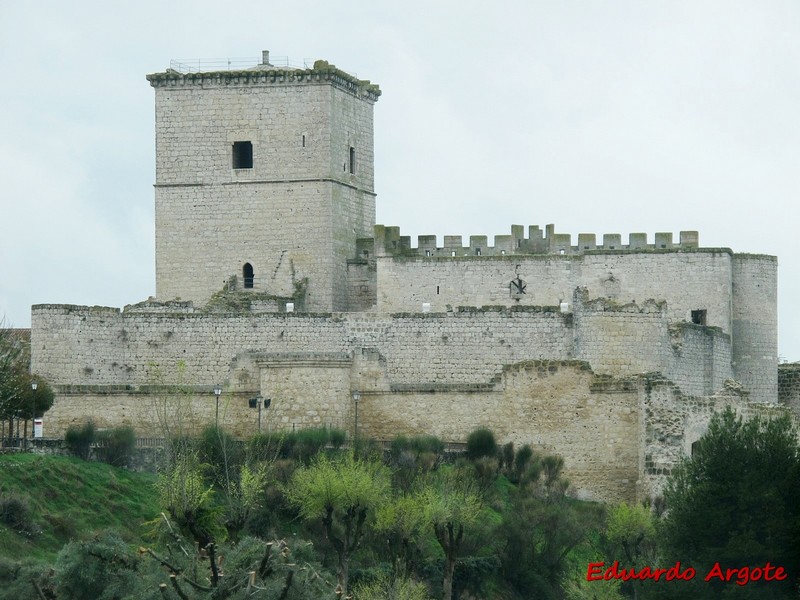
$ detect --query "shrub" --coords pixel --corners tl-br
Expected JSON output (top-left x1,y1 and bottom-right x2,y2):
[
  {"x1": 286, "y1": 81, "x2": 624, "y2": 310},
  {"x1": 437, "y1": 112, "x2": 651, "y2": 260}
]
[
  {"x1": 465, "y1": 428, "x2": 496, "y2": 461},
  {"x1": 409, "y1": 434, "x2": 445, "y2": 455},
  {"x1": 0, "y1": 493, "x2": 37, "y2": 536},
  {"x1": 64, "y1": 421, "x2": 95, "y2": 460},
  {"x1": 96, "y1": 426, "x2": 136, "y2": 467},
  {"x1": 500, "y1": 441, "x2": 515, "y2": 471},
  {"x1": 198, "y1": 425, "x2": 243, "y2": 487},
  {"x1": 513, "y1": 444, "x2": 534, "y2": 482}
]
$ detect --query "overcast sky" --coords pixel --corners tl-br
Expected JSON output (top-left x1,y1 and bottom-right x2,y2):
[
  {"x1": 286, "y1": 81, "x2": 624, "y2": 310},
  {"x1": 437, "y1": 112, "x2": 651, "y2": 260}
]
[{"x1": 1, "y1": 1, "x2": 798, "y2": 361}]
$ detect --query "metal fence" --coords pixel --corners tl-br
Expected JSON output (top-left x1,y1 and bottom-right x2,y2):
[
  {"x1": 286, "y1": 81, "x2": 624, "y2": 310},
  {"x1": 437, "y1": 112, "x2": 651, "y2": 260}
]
[{"x1": 169, "y1": 56, "x2": 312, "y2": 73}]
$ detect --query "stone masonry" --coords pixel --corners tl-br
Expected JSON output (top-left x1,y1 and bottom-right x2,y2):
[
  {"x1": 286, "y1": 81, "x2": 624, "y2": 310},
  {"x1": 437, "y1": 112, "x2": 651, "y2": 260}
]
[{"x1": 30, "y1": 52, "x2": 791, "y2": 503}]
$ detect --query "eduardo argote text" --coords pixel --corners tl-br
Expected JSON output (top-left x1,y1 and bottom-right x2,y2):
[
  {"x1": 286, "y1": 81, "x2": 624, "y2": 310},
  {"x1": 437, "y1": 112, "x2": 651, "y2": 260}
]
[{"x1": 586, "y1": 561, "x2": 788, "y2": 586}]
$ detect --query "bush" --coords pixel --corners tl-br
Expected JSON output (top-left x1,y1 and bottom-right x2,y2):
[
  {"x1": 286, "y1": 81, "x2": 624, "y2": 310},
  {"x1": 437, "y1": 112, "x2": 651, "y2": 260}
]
[
  {"x1": 0, "y1": 493, "x2": 37, "y2": 536},
  {"x1": 465, "y1": 428, "x2": 496, "y2": 461},
  {"x1": 260, "y1": 427, "x2": 348, "y2": 462},
  {"x1": 64, "y1": 421, "x2": 95, "y2": 460},
  {"x1": 500, "y1": 441, "x2": 515, "y2": 471},
  {"x1": 96, "y1": 426, "x2": 136, "y2": 467},
  {"x1": 198, "y1": 425, "x2": 243, "y2": 487}
]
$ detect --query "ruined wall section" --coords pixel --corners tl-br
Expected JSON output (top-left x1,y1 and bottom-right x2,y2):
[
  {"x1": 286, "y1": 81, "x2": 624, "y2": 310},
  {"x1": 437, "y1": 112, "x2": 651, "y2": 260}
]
[
  {"x1": 731, "y1": 254, "x2": 778, "y2": 402},
  {"x1": 376, "y1": 250, "x2": 734, "y2": 334},
  {"x1": 778, "y1": 363, "x2": 800, "y2": 418},
  {"x1": 639, "y1": 377, "x2": 790, "y2": 499},
  {"x1": 572, "y1": 292, "x2": 733, "y2": 396},
  {"x1": 666, "y1": 324, "x2": 733, "y2": 395}
]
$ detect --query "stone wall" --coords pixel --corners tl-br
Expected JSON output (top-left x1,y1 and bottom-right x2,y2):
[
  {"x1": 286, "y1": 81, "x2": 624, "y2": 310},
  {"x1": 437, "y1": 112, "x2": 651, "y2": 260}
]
[
  {"x1": 778, "y1": 363, "x2": 800, "y2": 418},
  {"x1": 31, "y1": 304, "x2": 574, "y2": 390},
  {"x1": 637, "y1": 377, "x2": 791, "y2": 498},
  {"x1": 375, "y1": 249, "x2": 735, "y2": 333},
  {"x1": 150, "y1": 67, "x2": 378, "y2": 312},
  {"x1": 731, "y1": 254, "x2": 778, "y2": 402}
]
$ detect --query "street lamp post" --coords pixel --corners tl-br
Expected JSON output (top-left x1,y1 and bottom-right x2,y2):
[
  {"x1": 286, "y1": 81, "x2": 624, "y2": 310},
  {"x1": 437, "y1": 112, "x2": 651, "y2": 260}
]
[
  {"x1": 213, "y1": 384, "x2": 222, "y2": 427},
  {"x1": 248, "y1": 396, "x2": 271, "y2": 434},
  {"x1": 28, "y1": 380, "x2": 37, "y2": 449},
  {"x1": 352, "y1": 391, "x2": 361, "y2": 443}
]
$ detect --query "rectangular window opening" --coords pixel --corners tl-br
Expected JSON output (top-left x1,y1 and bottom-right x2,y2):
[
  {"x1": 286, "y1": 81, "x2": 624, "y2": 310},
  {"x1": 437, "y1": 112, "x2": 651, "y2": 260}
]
[
  {"x1": 302, "y1": 135, "x2": 306, "y2": 147},
  {"x1": 349, "y1": 146, "x2": 356, "y2": 174},
  {"x1": 232, "y1": 141, "x2": 253, "y2": 169},
  {"x1": 475, "y1": 248, "x2": 481, "y2": 256},
  {"x1": 691, "y1": 309, "x2": 707, "y2": 326},
  {"x1": 436, "y1": 285, "x2": 440, "y2": 294}
]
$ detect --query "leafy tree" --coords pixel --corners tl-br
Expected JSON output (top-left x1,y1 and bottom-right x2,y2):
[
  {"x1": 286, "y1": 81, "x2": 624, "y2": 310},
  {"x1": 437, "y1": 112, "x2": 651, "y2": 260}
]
[
  {"x1": 0, "y1": 325, "x2": 53, "y2": 445},
  {"x1": 286, "y1": 453, "x2": 390, "y2": 596},
  {"x1": 500, "y1": 452, "x2": 602, "y2": 599},
  {"x1": 421, "y1": 465, "x2": 484, "y2": 600},
  {"x1": 154, "y1": 449, "x2": 227, "y2": 548},
  {"x1": 375, "y1": 492, "x2": 428, "y2": 574},
  {"x1": 658, "y1": 407, "x2": 800, "y2": 599},
  {"x1": 602, "y1": 502, "x2": 657, "y2": 600}
]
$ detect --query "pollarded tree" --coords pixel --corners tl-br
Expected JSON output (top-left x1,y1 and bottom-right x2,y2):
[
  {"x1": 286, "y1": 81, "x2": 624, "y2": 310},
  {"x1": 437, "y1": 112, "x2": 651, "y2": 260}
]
[
  {"x1": 286, "y1": 453, "x2": 390, "y2": 596},
  {"x1": 421, "y1": 465, "x2": 484, "y2": 600},
  {"x1": 375, "y1": 492, "x2": 428, "y2": 575},
  {"x1": 660, "y1": 407, "x2": 800, "y2": 599}
]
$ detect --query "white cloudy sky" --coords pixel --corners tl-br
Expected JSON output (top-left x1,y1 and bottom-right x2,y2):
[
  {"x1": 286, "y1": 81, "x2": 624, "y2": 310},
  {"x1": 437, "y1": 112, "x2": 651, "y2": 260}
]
[{"x1": 0, "y1": 1, "x2": 798, "y2": 360}]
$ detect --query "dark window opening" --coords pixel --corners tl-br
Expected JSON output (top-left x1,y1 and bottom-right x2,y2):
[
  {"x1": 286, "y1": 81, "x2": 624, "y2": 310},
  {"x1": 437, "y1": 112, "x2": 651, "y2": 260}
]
[
  {"x1": 349, "y1": 147, "x2": 356, "y2": 174},
  {"x1": 302, "y1": 135, "x2": 306, "y2": 147},
  {"x1": 436, "y1": 285, "x2": 440, "y2": 294},
  {"x1": 475, "y1": 248, "x2": 481, "y2": 256},
  {"x1": 233, "y1": 141, "x2": 253, "y2": 169},
  {"x1": 691, "y1": 309, "x2": 707, "y2": 325},
  {"x1": 243, "y1": 263, "x2": 254, "y2": 289},
  {"x1": 691, "y1": 440, "x2": 700, "y2": 457},
  {"x1": 425, "y1": 250, "x2": 431, "y2": 256}
]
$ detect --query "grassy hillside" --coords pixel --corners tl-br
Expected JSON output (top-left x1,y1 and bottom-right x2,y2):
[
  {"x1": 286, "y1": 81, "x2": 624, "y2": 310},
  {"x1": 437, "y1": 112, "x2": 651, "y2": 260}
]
[{"x1": 0, "y1": 453, "x2": 160, "y2": 561}]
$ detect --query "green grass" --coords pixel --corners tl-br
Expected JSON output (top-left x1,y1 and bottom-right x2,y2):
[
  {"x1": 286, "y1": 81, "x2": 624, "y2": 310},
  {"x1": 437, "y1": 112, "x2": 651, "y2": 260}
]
[{"x1": 0, "y1": 453, "x2": 159, "y2": 561}]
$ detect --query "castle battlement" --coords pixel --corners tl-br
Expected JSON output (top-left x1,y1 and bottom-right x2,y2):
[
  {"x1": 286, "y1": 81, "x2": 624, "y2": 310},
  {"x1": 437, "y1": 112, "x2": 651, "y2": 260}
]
[
  {"x1": 29, "y1": 50, "x2": 787, "y2": 504},
  {"x1": 147, "y1": 55, "x2": 381, "y2": 101},
  {"x1": 372, "y1": 224, "x2": 700, "y2": 257}
]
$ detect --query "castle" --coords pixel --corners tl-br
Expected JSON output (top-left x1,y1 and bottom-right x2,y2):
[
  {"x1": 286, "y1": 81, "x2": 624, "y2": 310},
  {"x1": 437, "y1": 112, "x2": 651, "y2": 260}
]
[{"x1": 30, "y1": 52, "x2": 792, "y2": 503}]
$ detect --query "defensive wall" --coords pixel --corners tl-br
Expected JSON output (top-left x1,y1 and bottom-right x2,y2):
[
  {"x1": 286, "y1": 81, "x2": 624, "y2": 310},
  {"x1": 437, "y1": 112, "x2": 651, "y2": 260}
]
[
  {"x1": 26, "y1": 53, "x2": 790, "y2": 504},
  {"x1": 778, "y1": 363, "x2": 800, "y2": 417},
  {"x1": 357, "y1": 225, "x2": 776, "y2": 402},
  {"x1": 32, "y1": 288, "x2": 736, "y2": 398}
]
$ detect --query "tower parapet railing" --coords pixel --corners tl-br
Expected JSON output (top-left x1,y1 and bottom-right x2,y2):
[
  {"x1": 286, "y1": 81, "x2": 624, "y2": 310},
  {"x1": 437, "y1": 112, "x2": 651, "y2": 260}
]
[{"x1": 372, "y1": 224, "x2": 700, "y2": 258}]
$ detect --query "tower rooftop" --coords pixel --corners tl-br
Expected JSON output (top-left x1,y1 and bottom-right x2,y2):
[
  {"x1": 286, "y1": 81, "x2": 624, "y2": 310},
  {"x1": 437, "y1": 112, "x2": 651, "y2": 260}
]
[{"x1": 147, "y1": 50, "x2": 380, "y2": 100}]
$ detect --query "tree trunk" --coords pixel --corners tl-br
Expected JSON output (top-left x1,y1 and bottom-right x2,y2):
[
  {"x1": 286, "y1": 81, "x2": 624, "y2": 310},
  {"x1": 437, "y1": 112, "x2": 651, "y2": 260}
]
[
  {"x1": 337, "y1": 553, "x2": 349, "y2": 597},
  {"x1": 442, "y1": 555, "x2": 456, "y2": 600}
]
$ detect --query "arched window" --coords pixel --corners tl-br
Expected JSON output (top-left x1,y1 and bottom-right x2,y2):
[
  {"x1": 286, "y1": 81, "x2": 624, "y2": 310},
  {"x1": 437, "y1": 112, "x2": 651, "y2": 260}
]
[{"x1": 243, "y1": 263, "x2": 254, "y2": 289}]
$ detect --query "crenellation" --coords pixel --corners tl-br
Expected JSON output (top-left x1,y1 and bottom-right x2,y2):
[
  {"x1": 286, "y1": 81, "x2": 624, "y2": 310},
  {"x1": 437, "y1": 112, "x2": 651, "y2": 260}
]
[
  {"x1": 368, "y1": 224, "x2": 703, "y2": 257},
  {"x1": 29, "y1": 51, "x2": 789, "y2": 504}
]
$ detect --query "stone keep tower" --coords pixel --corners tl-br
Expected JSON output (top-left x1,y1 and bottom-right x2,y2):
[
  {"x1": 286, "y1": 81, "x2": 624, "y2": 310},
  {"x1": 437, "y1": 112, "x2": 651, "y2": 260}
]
[{"x1": 146, "y1": 52, "x2": 380, "y2": 311}]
